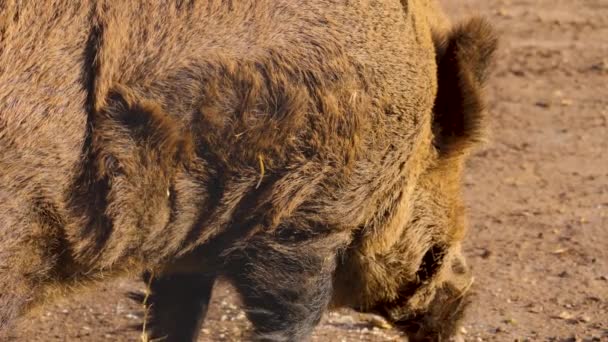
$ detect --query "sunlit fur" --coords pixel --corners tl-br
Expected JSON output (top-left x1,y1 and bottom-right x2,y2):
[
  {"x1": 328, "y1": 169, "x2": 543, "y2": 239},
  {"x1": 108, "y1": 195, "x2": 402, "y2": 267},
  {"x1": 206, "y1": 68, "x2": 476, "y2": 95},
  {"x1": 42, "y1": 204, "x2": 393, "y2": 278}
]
[{"x1": 0, "y1": 1, "x2": 495, "y2": 341}]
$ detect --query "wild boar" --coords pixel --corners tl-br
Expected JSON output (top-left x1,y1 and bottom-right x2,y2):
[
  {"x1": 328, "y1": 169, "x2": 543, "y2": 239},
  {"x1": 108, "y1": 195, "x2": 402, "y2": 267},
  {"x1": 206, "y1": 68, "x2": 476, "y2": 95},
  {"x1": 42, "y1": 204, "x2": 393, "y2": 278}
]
[{"x1": 0, "y1": 0, "x2": 496, "y2": 341}]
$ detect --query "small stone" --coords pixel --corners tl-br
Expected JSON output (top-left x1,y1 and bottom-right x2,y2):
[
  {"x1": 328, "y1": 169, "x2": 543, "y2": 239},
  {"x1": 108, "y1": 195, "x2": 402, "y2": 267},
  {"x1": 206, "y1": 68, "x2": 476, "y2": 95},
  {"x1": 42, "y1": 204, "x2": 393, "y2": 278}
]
[
  {"x1": 590, "y1": 60, "x2": 608, "y2": 72},
  {"x1": 578, "y1": 315, "x2": 591, "y2": 323},
  {"x1": 561, "y1": 99, "x2": 573, "y2": 106},
  {"x1": 496, "y1": 8, "x2": 510, "y2": 17},
  {"x1": 558, "y1": 311, "x2": 574, "y2": 320},
  {"x1": 369, "y1": 315, "x2": 392, "y2": 329}
]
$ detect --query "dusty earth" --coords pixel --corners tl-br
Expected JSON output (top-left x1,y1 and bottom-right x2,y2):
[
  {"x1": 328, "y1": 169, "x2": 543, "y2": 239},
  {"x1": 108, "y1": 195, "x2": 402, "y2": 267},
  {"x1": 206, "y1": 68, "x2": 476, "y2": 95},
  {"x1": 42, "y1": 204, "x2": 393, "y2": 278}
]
[{"x1": 7, "y1": 0, "x2": 608, "y2": 341}]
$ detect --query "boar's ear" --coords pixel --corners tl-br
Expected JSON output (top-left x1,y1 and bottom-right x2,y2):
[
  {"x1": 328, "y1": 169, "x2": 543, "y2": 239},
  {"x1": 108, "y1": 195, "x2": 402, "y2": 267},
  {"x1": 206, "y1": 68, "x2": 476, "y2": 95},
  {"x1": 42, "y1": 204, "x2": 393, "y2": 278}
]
[{"x1": 432, "y1": 17, "x2": 498, "y2": 157}]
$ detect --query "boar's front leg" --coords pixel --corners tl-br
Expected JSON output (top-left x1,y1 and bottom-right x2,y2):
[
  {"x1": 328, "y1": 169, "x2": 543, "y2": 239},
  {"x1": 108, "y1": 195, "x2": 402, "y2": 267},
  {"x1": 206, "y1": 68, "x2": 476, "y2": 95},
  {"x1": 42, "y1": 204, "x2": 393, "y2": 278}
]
[
  {"x1": 141, "y1": 271, "x2": 216, "y2": 342},
  {"x1": 226, "y1": 235, "x2": 335, "y2": 342}
]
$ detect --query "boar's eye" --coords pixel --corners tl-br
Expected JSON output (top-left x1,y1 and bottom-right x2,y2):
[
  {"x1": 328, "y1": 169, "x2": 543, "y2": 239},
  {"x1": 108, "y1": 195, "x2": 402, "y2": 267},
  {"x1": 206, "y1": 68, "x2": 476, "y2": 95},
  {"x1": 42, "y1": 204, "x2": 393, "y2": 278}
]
[{"x1": 416, "y1": 244, "x2": 447, "y2": 284}]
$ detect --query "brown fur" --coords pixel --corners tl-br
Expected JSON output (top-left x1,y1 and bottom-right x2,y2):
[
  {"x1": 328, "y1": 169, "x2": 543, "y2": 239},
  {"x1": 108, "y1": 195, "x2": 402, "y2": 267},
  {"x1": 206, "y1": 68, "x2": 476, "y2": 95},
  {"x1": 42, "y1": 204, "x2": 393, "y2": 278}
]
[{"x1": 0, "y1": 1, "x2": 496, "y2": 340}]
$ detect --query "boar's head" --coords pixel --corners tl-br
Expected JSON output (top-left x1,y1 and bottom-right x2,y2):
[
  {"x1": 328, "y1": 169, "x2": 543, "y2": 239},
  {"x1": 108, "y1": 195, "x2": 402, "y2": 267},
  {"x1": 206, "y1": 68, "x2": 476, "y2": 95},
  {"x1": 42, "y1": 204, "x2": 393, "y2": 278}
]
[{"x1": 333, "y1": 18, "x2": 497, "y2": 341}]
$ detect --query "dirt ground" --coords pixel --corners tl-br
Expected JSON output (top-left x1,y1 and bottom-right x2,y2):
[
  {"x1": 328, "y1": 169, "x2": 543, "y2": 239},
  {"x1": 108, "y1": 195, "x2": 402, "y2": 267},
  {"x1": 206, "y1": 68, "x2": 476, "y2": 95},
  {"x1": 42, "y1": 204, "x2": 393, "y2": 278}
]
[{"x1": 8, "y1": 0, "x2": 608, "y2": 341}]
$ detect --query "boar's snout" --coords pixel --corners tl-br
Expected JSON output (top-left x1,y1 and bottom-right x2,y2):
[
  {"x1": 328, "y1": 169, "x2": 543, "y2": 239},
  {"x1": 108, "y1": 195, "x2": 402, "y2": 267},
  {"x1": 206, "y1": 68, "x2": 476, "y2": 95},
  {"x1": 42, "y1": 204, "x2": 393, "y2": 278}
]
[{"x1": 376, "y1": 251, "x2": 473, "y2": 342}]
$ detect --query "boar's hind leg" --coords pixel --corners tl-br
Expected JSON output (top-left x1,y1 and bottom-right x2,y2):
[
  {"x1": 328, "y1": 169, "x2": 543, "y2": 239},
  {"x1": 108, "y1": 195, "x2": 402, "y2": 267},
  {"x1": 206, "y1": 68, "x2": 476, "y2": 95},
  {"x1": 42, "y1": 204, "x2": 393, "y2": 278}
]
[
  {"x1": 226, "y1": 238, "x2": 334, "y2": 341},
  {"x1": 140, "y1": 272, "x2": 216, "y2": 342}
]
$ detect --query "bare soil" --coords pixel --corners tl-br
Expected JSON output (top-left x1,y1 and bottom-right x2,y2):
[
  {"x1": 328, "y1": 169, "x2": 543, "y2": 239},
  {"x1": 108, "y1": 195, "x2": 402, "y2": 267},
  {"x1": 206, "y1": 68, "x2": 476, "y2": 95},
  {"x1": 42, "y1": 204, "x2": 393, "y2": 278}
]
[{"x1": 8, "y1": 0, "x2": 608, "y2": 340}]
